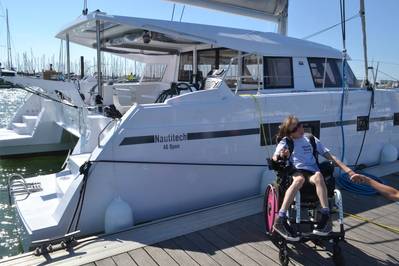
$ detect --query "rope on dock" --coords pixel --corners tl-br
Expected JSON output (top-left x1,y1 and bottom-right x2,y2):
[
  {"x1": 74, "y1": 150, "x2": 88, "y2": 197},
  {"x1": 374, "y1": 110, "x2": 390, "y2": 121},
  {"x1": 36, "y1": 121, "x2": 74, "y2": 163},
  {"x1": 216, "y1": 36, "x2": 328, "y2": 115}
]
[{"x1": 345, "y1": 212, "x2": 399, "y2": 234}]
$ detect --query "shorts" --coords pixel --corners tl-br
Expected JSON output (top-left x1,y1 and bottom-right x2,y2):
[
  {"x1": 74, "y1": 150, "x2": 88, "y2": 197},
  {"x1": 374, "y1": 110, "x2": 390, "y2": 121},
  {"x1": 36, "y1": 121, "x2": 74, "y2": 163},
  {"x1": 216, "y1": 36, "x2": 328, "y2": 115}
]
[{"x1": 292, "y1": 169, "x2": 317, "y2": 182}]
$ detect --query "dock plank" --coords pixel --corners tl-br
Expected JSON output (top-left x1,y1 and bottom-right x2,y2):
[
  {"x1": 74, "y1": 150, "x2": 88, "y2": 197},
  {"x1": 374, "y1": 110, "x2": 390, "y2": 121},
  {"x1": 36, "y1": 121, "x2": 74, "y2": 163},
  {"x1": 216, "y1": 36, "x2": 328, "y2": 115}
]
[
  {"x1": 210, "y1": 222, "x2": 277, "y2": 265},
  {"x1": 144, "y1": 245, "x2": 178, "y2": 266},
  {"x1": 229, "y1": 217, "x2": 324, "y2": 266},
  {"x1": 242, "y1": 214, "x2": 332, "y2": 266},
  {"x1": 156, "y1": 239, "x2": 199, "y2": 265},
  {"x1": 173, "y1": 235, "x2": 219, "y2": 266},
  {"x1": 128, "y1": 248, "x2": 157, "y2": 266},
  {"x1": 199, "y1": 228, "x2": 259, "y2": 266},
  {"x1": 112, "y1": 253, "x2": 137, "y2": 266},
  {"x1": 95, "y1": 257, "x2": 117, "y2": 266},
  {"x1": 184, "y1": 232, "x2": 240, "y2": 266}
]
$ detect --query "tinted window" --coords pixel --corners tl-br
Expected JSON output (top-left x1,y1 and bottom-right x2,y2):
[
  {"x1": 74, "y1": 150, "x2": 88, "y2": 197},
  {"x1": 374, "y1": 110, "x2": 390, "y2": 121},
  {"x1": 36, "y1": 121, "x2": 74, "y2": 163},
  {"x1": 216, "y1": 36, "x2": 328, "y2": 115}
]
[
  {"x1": 197, "y1": 48, "x2": 238, "y2": 88},
  {"x1": 336, "y1": 60, "x2": 360, "y2": 87},
  {"x1": 197, "y1": 49, "x2": 217, "y2": 78},
  {"x1": 264, "y1": 57, "x2": 293, "y2": 88},
  {"x1": 242, "y1": 55, "x2": 263, "y2": 85},
  {"x1": 218, "y1": 49, "x2": 238, "y2": 88},
  {"x1": 178, "y1": 52, "x2": 193, "y2": 82},
  {"x1": 308, "y1": 58, "x2": 343, "y2": 88}
]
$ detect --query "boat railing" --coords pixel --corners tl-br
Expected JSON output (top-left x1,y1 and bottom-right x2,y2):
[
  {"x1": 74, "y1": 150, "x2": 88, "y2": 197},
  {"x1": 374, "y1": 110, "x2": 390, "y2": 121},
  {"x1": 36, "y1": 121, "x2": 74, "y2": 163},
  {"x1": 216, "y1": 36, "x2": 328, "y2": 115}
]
[{"x1": 97, "y1": 118, "x2": 119, "y2": 148}]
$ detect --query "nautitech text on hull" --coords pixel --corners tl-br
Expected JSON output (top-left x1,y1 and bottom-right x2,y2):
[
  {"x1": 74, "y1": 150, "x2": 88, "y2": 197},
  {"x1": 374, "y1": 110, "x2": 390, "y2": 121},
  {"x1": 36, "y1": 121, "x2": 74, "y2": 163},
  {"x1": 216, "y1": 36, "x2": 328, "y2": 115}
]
[{"x1": 5, "y1": 10, "x2": 399, "y2": 249}]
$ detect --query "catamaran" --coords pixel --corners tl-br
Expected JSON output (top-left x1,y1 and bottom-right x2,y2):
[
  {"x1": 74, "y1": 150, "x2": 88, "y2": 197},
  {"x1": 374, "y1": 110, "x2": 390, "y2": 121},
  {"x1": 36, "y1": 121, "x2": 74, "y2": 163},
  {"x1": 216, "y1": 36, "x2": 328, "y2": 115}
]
[{"x1": 4, "y1": 1, "x2": 399, "y2": 250}]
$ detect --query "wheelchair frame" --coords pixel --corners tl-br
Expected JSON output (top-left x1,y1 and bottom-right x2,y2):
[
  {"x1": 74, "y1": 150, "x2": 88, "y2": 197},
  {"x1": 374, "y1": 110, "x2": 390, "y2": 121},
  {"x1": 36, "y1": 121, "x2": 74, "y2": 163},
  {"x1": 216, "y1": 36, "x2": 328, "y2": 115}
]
[{"x1": 264, "y1": 159, "x2": 345, "y2": 265}]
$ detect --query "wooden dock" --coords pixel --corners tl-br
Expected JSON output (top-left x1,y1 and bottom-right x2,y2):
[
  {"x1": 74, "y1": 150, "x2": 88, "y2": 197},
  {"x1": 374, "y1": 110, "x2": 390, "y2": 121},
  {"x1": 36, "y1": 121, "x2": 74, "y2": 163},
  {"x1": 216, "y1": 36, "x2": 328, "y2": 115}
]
[{"x1": 2, "y1": 174, "x2": 399, "y2": 266}]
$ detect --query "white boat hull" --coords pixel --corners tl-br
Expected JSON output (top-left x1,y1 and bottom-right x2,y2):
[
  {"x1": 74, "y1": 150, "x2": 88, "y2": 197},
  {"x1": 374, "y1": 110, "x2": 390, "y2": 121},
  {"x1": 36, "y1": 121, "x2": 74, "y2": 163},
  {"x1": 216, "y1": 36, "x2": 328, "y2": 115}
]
[{"x1": 12, "y1": 83, "x2": 399, "y2": 246}]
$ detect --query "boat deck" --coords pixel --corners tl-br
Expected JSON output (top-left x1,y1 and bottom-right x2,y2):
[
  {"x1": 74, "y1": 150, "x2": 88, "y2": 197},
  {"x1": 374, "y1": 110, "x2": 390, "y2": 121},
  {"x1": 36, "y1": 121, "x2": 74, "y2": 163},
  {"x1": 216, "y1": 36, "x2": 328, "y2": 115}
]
[{"x1": 2, "y1": 174, "x2": 399, "y2": 266}]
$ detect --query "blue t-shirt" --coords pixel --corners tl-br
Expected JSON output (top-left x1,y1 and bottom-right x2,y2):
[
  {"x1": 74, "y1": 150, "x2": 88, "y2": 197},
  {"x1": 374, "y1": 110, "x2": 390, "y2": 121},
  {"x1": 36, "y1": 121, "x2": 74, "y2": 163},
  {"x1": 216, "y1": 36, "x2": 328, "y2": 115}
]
[{"x1": 274, "y1": 136, "x2": 330, "y2": 172}]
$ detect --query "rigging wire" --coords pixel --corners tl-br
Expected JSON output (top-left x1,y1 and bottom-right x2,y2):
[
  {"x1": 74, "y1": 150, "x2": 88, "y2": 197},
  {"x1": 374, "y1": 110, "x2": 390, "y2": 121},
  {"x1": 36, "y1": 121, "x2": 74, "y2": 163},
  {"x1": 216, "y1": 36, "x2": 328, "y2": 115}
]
[
  {"x1": 171, "y1": 4, "x2": 176, "y2": 21},
  {"x1": 302, "y1": 13, "x2": 359, "y2": 40},
  {"x1": 377, "y1": 69, "x2": 399, "y2": 82},
  {"x1": 179, "y1": 5, "x2": 186, "y2": 22},
  {"x1": 338, "y1": 0, "x2": 347, "y2": 163}
]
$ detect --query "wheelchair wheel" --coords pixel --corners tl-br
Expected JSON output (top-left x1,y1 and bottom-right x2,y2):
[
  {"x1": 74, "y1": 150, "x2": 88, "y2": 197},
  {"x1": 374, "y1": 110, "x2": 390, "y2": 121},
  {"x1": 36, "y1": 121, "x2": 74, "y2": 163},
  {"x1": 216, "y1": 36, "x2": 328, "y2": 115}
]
[
  {"x1": 264, "y1": 184, "x2": 279, "y2": 234},
  {"x1": 278, "y1": 243, "x2": 290, "y2": 266},
  {"x1": 333, "y1": 242, "x2": 345, "y2": 266}
]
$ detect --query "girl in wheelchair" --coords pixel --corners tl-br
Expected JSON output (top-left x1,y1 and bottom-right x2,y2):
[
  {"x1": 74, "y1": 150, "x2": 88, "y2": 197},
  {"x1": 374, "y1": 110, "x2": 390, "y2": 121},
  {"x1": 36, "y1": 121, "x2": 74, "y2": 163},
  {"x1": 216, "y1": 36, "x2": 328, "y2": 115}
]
[{"x1": 271, "y1": 115, "x2": 361, "y2": 241}]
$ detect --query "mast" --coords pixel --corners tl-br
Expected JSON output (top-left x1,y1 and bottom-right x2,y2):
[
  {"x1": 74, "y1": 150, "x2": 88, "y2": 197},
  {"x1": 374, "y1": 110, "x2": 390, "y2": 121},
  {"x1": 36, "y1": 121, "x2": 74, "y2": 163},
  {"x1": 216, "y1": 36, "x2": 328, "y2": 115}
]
[
  {"x1": 83, "y1": 0, "x2": 88, "y2": 15},
  {"x1": 6, "y1": 9, "x2": 12, "y2": 69},
  {"x1": 360, "y1": 0, "x2": 369, "y2": 84}
]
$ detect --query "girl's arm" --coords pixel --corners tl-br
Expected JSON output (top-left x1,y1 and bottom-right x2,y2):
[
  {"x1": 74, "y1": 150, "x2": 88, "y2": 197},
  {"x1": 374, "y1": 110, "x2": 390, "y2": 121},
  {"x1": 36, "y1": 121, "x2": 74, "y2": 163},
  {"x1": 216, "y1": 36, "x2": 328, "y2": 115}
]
[{"x1": 323, "y1": 152, "x2": 356, "y2": 177}]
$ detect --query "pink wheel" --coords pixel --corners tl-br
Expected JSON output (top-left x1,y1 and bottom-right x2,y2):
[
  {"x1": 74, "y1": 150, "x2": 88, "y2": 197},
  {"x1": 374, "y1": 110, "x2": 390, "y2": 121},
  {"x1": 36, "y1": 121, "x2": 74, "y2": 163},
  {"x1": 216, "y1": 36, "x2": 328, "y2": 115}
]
[{"x1": 264, "y1": 184, "x2": 279, "y2": 234}]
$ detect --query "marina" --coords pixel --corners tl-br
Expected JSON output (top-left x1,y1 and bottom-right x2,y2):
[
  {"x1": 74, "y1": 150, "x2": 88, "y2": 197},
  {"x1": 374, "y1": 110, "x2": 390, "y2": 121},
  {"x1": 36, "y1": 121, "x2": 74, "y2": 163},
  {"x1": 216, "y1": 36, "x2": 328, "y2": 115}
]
[{"x1": 0, "y1": 0, "x2": 399, "y2": 265}]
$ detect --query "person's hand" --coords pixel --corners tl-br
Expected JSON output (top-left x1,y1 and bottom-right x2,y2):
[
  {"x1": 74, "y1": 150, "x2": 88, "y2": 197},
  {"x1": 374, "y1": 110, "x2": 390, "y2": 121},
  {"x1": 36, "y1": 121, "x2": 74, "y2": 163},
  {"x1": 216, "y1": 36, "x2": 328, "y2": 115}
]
[
  {"x1": 350, "y1": 174, "x2": 370, "y2": 184},
  {"x1": 279, "y1": 148, "x2": 290, "y2": 159}
]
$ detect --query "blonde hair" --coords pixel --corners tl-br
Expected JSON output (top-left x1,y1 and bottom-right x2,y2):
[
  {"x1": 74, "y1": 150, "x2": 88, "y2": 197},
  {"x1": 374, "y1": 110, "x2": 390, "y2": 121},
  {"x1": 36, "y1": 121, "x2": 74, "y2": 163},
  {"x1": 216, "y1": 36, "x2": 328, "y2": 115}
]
[{"x1": 276, "y1": 115, "x2": 299, "y2": 142}]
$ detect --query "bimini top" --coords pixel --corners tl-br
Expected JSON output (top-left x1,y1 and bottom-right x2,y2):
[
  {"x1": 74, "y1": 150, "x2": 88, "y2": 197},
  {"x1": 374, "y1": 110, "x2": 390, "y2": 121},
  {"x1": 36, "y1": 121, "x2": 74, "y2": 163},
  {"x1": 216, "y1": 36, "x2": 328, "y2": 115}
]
[
  {"x1": 56, "y1": 11, "x2": 342, "y2": 59},
  {"x1": 165, "y1": 0, "x2": 288, "y2": 22}
]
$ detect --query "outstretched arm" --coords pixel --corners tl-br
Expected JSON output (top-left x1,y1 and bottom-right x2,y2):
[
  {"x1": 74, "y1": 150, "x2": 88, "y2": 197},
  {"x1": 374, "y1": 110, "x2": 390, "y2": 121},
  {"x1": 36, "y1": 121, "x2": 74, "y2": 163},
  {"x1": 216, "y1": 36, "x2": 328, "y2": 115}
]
[
  {"x1": 351, "y1": 175, "x2": 399, "y2": 201},
  {"x1": 323, "y1": 152, "x2": 356, "y2": 177}
]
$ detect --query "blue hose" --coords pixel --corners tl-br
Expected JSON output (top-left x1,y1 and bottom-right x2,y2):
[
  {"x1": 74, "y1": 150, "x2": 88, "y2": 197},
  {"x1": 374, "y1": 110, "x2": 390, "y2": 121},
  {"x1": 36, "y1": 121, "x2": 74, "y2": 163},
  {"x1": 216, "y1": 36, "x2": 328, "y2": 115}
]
[{"x1": 336, "y1": 172, "x2": 386, "y2": 196}]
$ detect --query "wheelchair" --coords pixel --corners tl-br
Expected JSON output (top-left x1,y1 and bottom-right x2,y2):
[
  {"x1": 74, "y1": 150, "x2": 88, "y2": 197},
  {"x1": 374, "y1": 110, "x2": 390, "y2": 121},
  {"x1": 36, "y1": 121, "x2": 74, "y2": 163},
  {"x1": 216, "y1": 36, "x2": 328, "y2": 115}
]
[{"x1": 264, "y1": 158, "x2": 345, "y2": 266}]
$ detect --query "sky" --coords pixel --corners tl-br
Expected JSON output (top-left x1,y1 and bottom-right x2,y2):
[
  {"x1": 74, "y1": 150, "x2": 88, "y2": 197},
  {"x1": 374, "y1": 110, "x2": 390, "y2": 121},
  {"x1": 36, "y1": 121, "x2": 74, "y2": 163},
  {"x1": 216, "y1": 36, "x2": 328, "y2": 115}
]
[{"x1": 0, "y1": 0, "x2": 398, "y2": 79}]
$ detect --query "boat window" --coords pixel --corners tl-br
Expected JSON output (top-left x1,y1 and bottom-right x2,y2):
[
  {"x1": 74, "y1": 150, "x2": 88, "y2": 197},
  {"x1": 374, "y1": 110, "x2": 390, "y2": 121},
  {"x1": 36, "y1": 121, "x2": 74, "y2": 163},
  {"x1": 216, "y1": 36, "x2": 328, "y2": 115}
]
[
  {"x1": 197, "y1": 49, "x2": 217, "y2": 78},
  {"x1": 196, "y1": 48, "x2": 238, "y2": 88},
  {"x1": 218, "y1": 49, "x2": 239, "y2": 88},
  {"x1": 141, "y1": 63, "x2": 167, "y2": 82},
  {"x1": 242, "y1": 55, "x2": 263, "y2": 85},
  {"x1": 308, "y1": 58, "x2": 341, "y2": 88},
  {"x1": 263, "y1": 57, "x2": 293, "y2": 88},
  {"x1": 336, "y1": 60, "x2": 360, "y2": 87},
  {"x1": 178, "y1": 52, "x2": 193, "y2": 82}
]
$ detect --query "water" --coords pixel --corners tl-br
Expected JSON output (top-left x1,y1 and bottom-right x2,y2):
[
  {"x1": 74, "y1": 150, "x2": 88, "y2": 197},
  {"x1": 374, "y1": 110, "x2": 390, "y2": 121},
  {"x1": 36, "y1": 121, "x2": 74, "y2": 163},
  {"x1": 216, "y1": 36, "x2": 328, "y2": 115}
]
[
  {"x1": 0, "y1": 89, "x2": 66, "y2": 258},
  {"x1": 0, "y1": 88, "x2": 29, "y2": 128}
]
